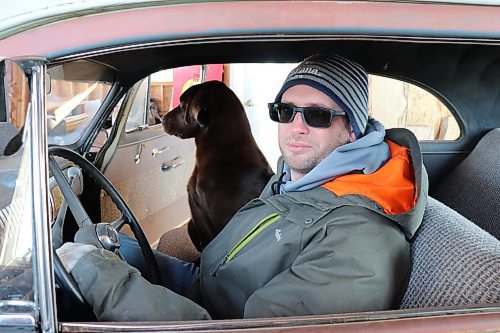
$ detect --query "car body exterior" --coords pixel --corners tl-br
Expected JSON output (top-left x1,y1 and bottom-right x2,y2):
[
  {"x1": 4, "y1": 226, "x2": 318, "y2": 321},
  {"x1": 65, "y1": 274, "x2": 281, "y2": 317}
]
[{"x1": 0, "y1": 1, "x2": 499, "y2": 332}]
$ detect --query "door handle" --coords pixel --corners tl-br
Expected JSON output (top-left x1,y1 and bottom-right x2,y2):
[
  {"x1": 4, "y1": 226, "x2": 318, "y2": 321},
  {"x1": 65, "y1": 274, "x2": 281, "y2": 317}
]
[
  {"x1": 161, "y1": 157, "x2": 185, "y2": 172},
  {"x1": 152, "y1": 146, "x2": 169, "y2": 158},
  {"x1": 134, "y1": 143, "x2": 146, "y2": 164}
]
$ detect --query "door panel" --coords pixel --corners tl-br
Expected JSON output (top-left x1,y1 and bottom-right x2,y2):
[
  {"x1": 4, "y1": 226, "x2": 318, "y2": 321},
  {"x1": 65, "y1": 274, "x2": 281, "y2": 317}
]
[{"x1": 101, "y1": 78, "x2": 195, "y2": 244}]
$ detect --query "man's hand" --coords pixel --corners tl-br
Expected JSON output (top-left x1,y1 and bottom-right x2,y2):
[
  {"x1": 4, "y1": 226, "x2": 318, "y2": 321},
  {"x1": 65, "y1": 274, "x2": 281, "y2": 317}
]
[{"x1": 56, "y1": 242, "x2": 97, "y2": 272}]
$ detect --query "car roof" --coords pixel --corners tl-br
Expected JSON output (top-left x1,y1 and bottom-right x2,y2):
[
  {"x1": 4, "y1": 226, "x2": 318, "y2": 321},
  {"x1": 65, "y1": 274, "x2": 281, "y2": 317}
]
[
  {"x1": 2, "y1": 0, "x2": 500, "y2": 60},
  {"x1": 0, "y1": 0, "x2": 230, "y2": 39},
  {"x1": 1, "y1": 0, "x2": 500, "y2": 39}
]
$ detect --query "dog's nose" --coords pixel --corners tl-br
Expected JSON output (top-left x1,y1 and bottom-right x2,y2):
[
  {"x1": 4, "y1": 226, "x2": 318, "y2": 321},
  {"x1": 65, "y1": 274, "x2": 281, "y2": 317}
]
[{"x1": 160, "y1": 115, "x2": 166, "y2": 123}]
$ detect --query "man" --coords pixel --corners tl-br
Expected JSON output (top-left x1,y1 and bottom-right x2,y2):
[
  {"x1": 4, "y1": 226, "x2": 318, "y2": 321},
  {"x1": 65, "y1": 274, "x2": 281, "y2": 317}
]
[
  {"x1": 148, "y1": 97, "x2": 162, "y2": 125},
  {"x1": 57, "y1": 54, "x2": 428, "y2": 321}
]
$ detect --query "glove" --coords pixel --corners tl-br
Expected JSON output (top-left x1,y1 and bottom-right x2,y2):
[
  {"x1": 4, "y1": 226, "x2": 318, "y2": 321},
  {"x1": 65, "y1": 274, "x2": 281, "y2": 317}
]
[{"x1": 56, "y1": 242, "x2": 97, "y2": 272}]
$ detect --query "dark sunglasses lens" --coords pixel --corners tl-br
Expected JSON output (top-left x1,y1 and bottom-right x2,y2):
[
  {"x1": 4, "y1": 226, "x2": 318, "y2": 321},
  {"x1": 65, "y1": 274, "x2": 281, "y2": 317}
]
[
  {"x1": 270, "y1": 104, "x2": 295, "y2": 123},
  {"x1": 269, "y1": 104, "x2": 280, "y2": 122},
  {"x1": 278, "y1": 104, "x2": 295, "y2": 123},
  {"x1": 304, "y1": 108, "x2": 332, "y2": 128}
]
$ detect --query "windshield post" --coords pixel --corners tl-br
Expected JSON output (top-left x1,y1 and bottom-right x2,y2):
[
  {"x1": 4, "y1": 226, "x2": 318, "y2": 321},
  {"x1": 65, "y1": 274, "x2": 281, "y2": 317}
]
[{"x1": 30, "y1": 59, "x2": 57, "y2": 333}]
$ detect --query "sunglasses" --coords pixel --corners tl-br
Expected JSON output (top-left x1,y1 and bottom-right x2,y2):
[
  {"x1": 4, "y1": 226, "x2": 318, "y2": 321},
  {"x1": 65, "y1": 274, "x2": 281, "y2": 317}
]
[{"x1": 268, "y1": 102, "x2": 347, "y2": 128}]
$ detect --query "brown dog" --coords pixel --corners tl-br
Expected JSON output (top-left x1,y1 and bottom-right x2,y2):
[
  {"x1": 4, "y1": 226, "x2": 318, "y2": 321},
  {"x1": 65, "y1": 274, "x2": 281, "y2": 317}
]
[{"x1": 162, "y1": 81, "x2": 274, "y2": 251}]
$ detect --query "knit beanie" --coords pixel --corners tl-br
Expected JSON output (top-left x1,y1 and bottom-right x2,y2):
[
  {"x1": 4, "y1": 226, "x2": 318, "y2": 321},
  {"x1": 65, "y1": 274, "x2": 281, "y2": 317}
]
[{"x1": 274, "y1": 54, "x2": 369, "y2": 138}]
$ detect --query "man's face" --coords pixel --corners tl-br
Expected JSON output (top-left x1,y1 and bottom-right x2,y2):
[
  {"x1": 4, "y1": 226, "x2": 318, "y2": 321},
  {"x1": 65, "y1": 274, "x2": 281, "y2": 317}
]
[{"x1": 278, "y1": 85, "x2": 355, "y2": 181}]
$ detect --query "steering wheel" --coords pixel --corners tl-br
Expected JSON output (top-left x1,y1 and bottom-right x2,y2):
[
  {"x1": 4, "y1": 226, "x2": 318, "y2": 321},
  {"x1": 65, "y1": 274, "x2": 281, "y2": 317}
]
[{"x1": 48, "y1": 146, "x2": 162, "y2": 308}]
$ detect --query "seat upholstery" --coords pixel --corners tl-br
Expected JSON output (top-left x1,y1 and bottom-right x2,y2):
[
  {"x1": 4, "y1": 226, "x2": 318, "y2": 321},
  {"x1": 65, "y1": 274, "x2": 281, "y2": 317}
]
[
  {"x1": 156, "y1": 224, "x2": 200, "y2": 263},
  {"x1": 433, "y1": 128, "x2": 500, "y2": 239},
  {"x1": 400, "y1": 197, "x2": 500, "y2": 309}
]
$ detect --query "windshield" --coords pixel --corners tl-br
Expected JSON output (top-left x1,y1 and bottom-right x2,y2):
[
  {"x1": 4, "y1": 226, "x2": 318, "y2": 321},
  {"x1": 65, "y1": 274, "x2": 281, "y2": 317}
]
[
  {"x1": 46, "y1": 60, "x2": 113, "y2": 145},
  {"x1": 0, "y1": 59, "x2": 35, "y2": 314}
]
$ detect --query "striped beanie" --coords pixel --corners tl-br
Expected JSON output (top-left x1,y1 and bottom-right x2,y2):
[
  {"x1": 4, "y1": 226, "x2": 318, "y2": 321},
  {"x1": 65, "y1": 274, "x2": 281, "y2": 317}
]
[{"x1": 275, "y1": 54, "x2": 369, "y2": 138}]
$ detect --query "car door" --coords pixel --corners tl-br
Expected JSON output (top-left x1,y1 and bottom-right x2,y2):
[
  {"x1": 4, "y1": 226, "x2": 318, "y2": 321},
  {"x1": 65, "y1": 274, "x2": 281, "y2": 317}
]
[{"x1": 100, "y1": 76, "x2": 195, "y2": 244}]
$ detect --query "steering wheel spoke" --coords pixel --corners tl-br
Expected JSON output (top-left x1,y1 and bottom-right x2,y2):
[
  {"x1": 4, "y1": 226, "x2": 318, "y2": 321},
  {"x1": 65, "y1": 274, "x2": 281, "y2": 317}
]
[
  {"x1": 110, "y1": 213, "x2": 129, "y2": 231},
  {"x1": 52, "y1": 199, "x2": 68, "y2": 249},
  {"x1": 48, "y1": 155, "x2": 92, "y2": 229}
]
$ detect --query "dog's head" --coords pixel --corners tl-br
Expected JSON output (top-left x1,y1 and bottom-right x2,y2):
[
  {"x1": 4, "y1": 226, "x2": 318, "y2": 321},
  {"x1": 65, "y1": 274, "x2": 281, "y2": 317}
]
[{"x1": 162, "y1": 81, "x2": 244, "y2": 139}]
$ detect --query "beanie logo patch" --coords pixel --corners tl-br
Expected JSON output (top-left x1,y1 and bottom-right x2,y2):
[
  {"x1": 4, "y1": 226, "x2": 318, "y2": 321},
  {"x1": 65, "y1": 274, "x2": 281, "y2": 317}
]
[{"x1": 293, "y1": 63, "x2": 318, "y2": 76}]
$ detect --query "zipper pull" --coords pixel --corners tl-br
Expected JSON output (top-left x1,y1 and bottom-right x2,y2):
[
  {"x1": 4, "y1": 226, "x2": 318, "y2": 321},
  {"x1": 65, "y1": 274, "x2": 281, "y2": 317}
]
[{"x1": 211, "y1": 254, "x2": 229, "y2": 276}]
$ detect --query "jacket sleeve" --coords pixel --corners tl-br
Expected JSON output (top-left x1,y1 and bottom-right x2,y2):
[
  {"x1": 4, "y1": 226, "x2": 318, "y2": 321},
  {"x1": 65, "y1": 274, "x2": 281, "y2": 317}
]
[
  {"x1": 243, "y1": 207, "x2": 410, "y2": 318},
  {"x1": 71, "y1": 249, "x2": 211, "y2": 321}
]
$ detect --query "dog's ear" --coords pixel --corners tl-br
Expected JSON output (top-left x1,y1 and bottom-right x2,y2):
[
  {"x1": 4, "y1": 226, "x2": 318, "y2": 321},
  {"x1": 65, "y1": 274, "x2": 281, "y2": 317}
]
[
  {"x1": 184, "y1": 103, "x2": 210, "y2": 127},
  {"x1": 196, "y1": 107, "x2": 210, "y2": 127},
  {"x1": 183, "y1": 84, "x2": 211, "y2": 127}
]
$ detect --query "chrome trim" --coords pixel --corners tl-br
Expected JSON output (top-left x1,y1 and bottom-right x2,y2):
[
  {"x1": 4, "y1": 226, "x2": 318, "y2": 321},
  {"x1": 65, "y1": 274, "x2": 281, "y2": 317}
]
[
  {"x1": 0, "y1": 314, "x2": 36, "y2": 327},
  {"x1": 96, "y1": 223, "x2": 121, "y2": 251},
  {"x1": 0, "y1": 300, "x2": 35, "y2": 313},
  {"x1": 118, "y1": 131, "x2": 168, "y2": 148},
  {"x1": 59, "y1": 307, "x2": 500, "y2": 332},
  {"x1": 30, "y1": 59, "x2": 58, "y2": 333}
]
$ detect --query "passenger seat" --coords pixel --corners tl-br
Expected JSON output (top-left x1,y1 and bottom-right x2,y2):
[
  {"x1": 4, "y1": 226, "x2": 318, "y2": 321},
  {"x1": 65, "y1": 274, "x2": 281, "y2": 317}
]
[
  {"x1": 433, "y1": 129, "x2": 500, "y2": 239},
  {"x1": 400, "y1": 197, "x2": 499, "y2": 309}
]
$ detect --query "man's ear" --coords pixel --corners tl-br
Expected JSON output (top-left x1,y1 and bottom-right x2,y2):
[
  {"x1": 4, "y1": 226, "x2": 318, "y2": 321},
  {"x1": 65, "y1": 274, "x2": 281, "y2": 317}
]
[{"x1": 349, "y1": 126, "x2": 356, "y2": 143}]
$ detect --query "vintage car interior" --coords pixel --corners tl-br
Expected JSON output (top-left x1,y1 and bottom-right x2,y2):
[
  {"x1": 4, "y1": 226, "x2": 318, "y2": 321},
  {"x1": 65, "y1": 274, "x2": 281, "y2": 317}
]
[
  {"x1": 47, "y1": 39, "x2": 500, "y2": 325},
  {"x1": 0, "y1": 1, "x2": 499, "y2": 332}
]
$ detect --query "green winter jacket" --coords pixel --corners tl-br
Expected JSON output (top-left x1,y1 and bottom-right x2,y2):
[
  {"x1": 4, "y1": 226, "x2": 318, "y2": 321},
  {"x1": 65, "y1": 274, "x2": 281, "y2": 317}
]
[{"x1": 71, "y1": 128, "x2": 428, "y2": 321}]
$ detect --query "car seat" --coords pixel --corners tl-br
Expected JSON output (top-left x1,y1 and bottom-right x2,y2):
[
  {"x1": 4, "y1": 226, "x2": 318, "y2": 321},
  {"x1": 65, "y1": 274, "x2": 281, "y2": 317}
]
[
  {"x1": 156, "y1": 224, "x2": 200, "y2": 263},
  {"x1": 400, "y1": 197, "x2": 500, "y2": 309},
  {"x1": 433, "y1": 128, "x2": 500, "y2": 239}
]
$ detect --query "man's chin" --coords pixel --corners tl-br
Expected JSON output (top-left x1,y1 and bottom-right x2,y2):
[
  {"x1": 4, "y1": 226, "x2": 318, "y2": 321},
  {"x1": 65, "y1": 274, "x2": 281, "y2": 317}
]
[{"x1": 283, "y1": 156, "x2": 315, "y2": 175}]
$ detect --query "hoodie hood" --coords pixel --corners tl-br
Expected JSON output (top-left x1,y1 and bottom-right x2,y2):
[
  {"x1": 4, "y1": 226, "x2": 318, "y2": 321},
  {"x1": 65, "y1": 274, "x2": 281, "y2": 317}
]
[
  {"x1": 280, "y1": 118, "x2": 390, "y2": 194},
  {"x1": 322, "y1": 139, "x2": 417, "y2": 215}
]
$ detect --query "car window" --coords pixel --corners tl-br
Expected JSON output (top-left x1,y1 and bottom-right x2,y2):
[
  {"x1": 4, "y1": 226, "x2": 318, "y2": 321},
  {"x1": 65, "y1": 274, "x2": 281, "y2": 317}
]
[
  {"x1": 139, "y1": 63, "x2": 460, "y2": 171},
  {"x1": 125, "y1": 77, "x2": 150, "y2": 132},
  {"x1": 150, "y1": 70, "x2": 174, "y2": 120},
  {"x1": 0, "y1": 60, "x2": 35, "y2": 313},
  {"x1": 368, "y1": 76, "x2": 460, "y2": 140},
  {"x1": 227, "y1": 63, "x2": 461, "y2": 167},
  {"x1": 46, "y1": 60, "x2": 113, "y2": 145},
  {"x1": 125, "y1": 65, "x2": 221, "y2": 132}
]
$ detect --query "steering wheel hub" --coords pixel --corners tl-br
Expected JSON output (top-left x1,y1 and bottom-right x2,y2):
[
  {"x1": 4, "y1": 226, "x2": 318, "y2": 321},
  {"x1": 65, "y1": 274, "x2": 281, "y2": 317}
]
[{"x1": 96, "y1": 223, "x2": 121, "y2": 251}]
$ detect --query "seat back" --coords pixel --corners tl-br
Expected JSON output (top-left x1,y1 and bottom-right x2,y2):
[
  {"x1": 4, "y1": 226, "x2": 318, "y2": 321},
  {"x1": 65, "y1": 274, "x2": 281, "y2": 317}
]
[
  {"x1": 400, "y1": 197, "x2": 500, "y2": 309},
  {"x1": 433, "y1": 128, "x2": 500, "y2": 238}
]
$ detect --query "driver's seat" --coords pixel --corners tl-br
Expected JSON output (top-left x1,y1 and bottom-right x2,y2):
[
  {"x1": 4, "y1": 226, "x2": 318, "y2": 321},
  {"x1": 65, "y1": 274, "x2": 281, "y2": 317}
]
[{"x1": 400, "y1": 197, "x2": 500, "y2": 309}]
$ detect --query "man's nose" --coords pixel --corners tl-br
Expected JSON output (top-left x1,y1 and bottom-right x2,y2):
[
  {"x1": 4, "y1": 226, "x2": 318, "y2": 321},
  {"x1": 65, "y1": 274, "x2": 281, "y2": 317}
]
[{"x1": 290, "y1": 112, "x2": 309, "y2": 134}]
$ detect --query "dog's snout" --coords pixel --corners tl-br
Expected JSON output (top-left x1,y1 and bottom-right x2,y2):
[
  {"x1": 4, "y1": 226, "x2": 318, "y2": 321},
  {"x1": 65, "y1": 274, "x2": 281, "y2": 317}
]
[{"x1": 161, "y1": 105, "x2": 199, "y2": 139}]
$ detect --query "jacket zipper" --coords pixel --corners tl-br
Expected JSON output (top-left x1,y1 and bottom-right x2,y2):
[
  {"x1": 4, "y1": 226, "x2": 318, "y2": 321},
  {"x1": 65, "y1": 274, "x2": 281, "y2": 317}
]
[{"x1": 211, "y1": 212, "x2": 280, "y2": 276}]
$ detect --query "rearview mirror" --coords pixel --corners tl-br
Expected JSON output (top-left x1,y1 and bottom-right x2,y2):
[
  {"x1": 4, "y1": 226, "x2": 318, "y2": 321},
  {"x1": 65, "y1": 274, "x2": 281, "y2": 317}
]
[{"x1": 0, "y1": 58, "x2": 30, "y2": 156}]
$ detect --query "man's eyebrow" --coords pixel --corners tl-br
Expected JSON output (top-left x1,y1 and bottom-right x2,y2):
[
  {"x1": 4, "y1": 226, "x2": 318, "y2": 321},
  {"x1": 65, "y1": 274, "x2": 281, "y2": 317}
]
[
  {"x1": 306, "y1": 103, "x2": 331, "y2": 108},
  {"x1": 283, "y1": 102, "x2": 332, "y2": 109}
]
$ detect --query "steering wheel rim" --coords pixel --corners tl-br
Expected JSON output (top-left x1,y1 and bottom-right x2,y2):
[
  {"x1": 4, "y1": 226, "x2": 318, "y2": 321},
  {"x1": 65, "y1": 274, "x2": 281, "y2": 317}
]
[{"x1": 49, "y1": 146, "x2": 162, "y2": 302}]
